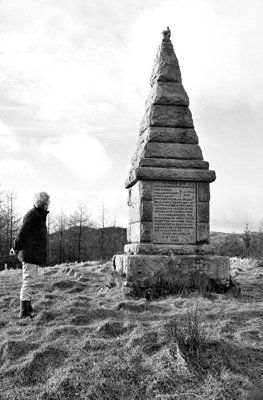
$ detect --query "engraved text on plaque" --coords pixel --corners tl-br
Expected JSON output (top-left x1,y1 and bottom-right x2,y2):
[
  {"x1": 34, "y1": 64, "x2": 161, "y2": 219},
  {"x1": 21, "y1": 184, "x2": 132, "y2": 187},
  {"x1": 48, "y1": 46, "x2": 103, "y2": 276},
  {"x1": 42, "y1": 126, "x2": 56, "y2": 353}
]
[{"x1": 153, "y1": 182, "x2": 196, "y2": 244}]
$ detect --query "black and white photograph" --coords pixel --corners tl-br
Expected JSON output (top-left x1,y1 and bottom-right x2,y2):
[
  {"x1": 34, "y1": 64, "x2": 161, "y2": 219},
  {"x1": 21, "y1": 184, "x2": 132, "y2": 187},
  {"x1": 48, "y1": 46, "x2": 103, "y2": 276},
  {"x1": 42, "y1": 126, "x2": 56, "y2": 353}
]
[{"x1": 0, "y1": 1, "x2": 263, "y2": 399}]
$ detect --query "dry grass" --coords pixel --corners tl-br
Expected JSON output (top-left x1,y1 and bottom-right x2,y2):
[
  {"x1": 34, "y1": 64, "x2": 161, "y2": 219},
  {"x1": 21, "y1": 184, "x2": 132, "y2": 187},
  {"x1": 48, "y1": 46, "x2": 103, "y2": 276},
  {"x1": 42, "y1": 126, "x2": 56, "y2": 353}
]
[{"x1": 0, "y1": 258, "x2": 263, "y2": 399}]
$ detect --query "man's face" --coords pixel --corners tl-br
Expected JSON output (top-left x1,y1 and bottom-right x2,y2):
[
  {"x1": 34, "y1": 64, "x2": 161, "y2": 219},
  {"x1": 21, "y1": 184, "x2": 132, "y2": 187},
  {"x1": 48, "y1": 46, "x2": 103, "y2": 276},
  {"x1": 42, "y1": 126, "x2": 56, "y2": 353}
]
[{"x1": 42, "y1": 198, "x2": 50, "y2": 211}]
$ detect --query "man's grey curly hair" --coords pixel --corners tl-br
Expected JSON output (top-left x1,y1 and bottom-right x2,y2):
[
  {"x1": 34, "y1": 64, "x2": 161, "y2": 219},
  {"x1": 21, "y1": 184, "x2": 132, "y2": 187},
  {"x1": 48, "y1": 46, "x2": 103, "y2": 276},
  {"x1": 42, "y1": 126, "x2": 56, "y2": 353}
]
[{"x1": 34, "y1": 192, "x2": 50, "y2": 208}]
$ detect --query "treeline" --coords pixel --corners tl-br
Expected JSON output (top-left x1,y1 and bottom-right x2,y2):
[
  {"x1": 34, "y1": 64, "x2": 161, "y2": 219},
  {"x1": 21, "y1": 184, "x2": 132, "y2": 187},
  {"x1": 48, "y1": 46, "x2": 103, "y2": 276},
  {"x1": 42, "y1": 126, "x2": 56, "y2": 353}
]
[
  {"x1": 0, "y1": 190, "x2": 21, "y2": 268},
  {"x1": 0, "y1": 191, "x2": 126, "y2": 269},
  {"x1": 211, "y1": 224, "x2": 263, "y2": 259},
  {"x1": 2, "y1": 188, "x2": 262, "y2": 268},
  {"x1": 47, "y1": 204, "x2": 126, "y2": 265}
]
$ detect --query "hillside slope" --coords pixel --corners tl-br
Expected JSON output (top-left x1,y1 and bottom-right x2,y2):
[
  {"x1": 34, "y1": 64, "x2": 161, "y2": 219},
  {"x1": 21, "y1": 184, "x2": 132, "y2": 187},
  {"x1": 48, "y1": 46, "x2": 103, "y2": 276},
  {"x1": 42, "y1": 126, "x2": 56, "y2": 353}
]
[
  {"x1": 48, "y1": 226, "x2": 127, "y2": 265},
  {"x1": 0, "y1": 259, "x2": 263, "y2": 399}
]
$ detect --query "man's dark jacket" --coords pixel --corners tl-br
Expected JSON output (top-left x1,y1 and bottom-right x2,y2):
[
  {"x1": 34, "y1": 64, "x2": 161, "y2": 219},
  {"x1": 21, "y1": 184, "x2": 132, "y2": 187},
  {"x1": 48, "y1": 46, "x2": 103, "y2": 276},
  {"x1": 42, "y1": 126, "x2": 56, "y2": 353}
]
[{"x1": 13, "y1": 206, "x2": 49, "y2": 265}]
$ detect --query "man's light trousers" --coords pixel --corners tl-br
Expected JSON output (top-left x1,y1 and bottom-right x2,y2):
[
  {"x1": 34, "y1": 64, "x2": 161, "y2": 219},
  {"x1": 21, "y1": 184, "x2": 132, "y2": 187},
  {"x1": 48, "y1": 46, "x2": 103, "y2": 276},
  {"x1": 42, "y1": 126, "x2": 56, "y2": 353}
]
[{"x1": 20, "y1": 262, "x2": 40, "y2": 301}]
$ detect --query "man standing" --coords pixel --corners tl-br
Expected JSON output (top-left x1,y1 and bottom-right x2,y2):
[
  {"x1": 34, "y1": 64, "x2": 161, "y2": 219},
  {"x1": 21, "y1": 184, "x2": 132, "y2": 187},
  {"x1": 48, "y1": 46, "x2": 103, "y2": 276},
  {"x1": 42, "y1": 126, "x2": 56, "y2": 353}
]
[{"x1": 10, "y1": 192, "x2": 50, "y2": 318}]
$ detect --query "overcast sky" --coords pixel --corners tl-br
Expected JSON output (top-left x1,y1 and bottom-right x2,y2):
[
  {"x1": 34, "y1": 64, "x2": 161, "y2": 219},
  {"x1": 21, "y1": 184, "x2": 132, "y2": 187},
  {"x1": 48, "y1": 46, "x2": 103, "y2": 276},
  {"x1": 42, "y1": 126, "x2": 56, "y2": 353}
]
[{"x1": 0, "y1": 0, "x2": 263, "y2": 232}]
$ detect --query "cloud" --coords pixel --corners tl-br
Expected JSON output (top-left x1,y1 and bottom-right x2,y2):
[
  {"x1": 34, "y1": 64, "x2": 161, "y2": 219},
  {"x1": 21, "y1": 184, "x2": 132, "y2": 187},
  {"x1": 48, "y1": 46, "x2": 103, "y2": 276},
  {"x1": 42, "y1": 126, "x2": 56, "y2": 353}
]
[
  {"x1": 37, "y1": 63, "x2": 120, "y2": 123},
  {"x1": 41, "y1": 134, "x2": 112, "y2": 179},
  {"x1": 0, "y1": 158, "x2": 37, "y2": 178},
  {"x1": 0, "y1": 0, "x2": 133, "y2": 129},
  {"x1": 0, "y1": 120, "x2": 21, "y2": 152}
]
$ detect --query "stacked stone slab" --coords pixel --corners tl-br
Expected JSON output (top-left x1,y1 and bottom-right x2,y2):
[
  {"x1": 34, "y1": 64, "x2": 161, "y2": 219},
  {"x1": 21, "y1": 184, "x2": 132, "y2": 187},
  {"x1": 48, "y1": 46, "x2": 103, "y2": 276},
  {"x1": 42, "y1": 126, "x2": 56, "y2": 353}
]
[{"x1": 114, "y1": 28, "x2": 230, "y2": 294}]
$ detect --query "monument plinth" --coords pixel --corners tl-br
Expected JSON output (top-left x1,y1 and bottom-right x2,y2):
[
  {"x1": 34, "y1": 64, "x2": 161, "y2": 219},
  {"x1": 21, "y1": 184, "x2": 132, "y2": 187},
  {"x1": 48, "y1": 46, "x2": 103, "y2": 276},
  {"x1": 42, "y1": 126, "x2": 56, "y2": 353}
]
[{"x1": 114, "y1": 27, "x2": 230, "y2": 296}]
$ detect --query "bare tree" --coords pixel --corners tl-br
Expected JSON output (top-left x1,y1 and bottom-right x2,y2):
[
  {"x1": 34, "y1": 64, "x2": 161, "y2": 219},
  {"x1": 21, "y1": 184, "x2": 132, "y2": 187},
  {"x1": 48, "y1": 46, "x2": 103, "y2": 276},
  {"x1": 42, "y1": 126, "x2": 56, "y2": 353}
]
[
  {"x1": 46, "y1": 212, "x2": 55, "y2": 264},
  {"x1": 100, "y1": 204, "x2": 106, "y2": 260},
  {"x1": 0, "y1": 188, "x2": 6, "y2": 260},
  {"x1": 71, "y1": 203, "x2": 92, "y2": 263},
  {"x1": 5, "y1": 190, "x2": 20, "y2": 251},
  {"x1": 66, "y1": 215, "x2": 75, "y2": 262},
  {"x1": 54, "y1": 211, "x2": 68, "y2": 264},
  {"x1": 243, "y1": 222, "x2": 251, "y2": 258}
]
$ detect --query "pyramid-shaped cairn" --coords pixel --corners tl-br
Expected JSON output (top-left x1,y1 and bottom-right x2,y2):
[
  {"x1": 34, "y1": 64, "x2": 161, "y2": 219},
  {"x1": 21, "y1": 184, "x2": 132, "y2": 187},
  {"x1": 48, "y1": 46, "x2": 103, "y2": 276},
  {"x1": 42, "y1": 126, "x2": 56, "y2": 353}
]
[
  {"x1": 127, "y1": 27, "x2": 214, "y2": 190},
  {"x1": 114, "y1": 28, "x2": 230, "y2": 296}
]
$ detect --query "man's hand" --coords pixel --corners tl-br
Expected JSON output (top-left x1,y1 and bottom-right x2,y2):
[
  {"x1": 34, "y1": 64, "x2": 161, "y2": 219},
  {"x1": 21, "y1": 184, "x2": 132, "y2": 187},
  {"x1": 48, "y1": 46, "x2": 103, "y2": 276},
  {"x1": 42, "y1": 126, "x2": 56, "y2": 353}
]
[{"x1": 9, "y1": 248, "x2": 17, "y2": 256}]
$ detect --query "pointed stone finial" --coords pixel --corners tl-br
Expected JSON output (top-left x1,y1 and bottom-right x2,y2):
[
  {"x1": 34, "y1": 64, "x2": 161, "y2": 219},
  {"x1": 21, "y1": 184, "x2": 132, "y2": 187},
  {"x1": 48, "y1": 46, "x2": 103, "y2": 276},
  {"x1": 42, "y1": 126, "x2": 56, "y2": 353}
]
[
  {"x1": 162, "y1": 26, "x2": 171, "y2": 40},
  {"x1": 150, "y1": 26, "x2": 181, "y2": 86}
]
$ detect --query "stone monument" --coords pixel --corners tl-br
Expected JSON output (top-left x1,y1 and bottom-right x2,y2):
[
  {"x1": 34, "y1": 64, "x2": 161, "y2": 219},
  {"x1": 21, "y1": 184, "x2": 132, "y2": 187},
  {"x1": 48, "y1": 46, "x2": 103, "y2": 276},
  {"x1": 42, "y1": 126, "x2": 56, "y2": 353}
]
[{"x1": 114, "y1": 27, "x2": 230, "y2": 296}]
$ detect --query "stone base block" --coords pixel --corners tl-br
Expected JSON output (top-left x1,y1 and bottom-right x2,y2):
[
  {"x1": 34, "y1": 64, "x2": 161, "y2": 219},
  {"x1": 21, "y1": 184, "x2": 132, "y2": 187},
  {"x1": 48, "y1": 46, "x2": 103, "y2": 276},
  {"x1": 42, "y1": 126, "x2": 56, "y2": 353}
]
[
  {"x1": 124, "y1": 243, "x2": 214, "y2": 255},
  {"x1": 113, "y1": 254, "x2": 230, "y2": 294}
]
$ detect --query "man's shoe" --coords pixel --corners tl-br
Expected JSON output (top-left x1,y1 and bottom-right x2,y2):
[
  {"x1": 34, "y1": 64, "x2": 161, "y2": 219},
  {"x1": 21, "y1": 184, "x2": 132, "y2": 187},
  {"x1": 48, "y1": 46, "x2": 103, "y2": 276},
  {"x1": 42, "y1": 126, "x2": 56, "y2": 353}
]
[
  {"x1": 28, "y1": 300, "x2": 34, "y2": 313},
  {"x1": 19, "y1": 301, "x2": 33, "y2": 319}
]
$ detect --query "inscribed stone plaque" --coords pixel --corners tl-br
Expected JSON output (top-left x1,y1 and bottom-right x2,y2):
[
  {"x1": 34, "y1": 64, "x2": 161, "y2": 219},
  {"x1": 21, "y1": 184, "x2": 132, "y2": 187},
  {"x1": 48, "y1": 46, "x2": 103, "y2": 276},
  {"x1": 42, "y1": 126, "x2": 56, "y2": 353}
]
[{"x1": 153, "y1": 182, "x2": 196, "y2": 244}]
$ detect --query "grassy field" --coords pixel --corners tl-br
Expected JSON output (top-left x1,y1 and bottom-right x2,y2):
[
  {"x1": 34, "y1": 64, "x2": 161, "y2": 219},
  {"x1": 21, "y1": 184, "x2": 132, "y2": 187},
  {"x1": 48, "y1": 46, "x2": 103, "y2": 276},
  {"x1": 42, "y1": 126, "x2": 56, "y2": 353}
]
[{"x1": 0, "y1": 258, "x2": 263, "y2": 399}]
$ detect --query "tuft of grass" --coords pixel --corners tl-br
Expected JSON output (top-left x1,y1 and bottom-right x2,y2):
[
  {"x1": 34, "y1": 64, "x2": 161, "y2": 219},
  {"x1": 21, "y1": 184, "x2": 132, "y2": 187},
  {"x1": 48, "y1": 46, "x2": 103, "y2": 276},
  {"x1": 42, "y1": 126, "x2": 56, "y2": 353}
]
[
  {"x1": 166, "y1": 304, "x2": 208, "y2": 362},
  {"x1": 97, "y1": 319, "x2": 128, "y2": 337}
]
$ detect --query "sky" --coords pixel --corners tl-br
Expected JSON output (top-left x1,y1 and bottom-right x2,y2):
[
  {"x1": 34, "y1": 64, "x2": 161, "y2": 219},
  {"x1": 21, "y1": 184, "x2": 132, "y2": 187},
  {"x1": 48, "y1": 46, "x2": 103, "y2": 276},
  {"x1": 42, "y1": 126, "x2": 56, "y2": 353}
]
[{"x1": 0, "y1": 0, "x2": 263, "y2": 232}]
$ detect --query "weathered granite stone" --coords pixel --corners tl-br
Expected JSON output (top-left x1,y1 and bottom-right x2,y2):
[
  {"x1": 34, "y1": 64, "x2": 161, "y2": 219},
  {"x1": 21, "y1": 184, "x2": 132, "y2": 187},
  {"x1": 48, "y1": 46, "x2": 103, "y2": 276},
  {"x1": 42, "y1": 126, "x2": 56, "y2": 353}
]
[
  {"x1": 132, "y1": 143, "x2": 203, "y2": 167},
  {"x1": 127, "y1": 223, "x2": 138, "y2": 242},
  {"x1": 127, "y1": 182, "x2": 140, "y2": 206},
  {"x1": 197, "y1": 202, "x2": 210, "y2": 223},
  {"x1": 129, "y1": 200, "x2": 152, "y2": 223},
  {"x1": 126, "y1": 167, "x2": 216, "y2": 188},
  {"x1": 124, "y1": 243, "x2": 215, "y2": 255},
  {"x1": 131, "y1": 142, "x2": 203, "y2": 166},
  {"x1": 138, "y1": 158, "x2": 209, "y2": 169},
  {"x1": 150, "y1": 39, "x2": 182, "y2": 85},
  {"x1": 129, "y1": 202, "x2": 140, "y2": 223},
  {"x1": 127, "y1": 189, "x2": 132, "y2": 206},
  {"x1": 128, "y1": 222, "x2": 152, "y2": 243},
  {"x1": 197, "y1": 223, "x2": 210, "y2": 243},
  {"x1": 139, "y1": 127, "x2": 199, "y2": 144},
  {"x1": 114, "y1": 254, "x2": 230, "y2": 288},
  {"x1": 146, "y1": 81, "x2": 189, "y2": 109},
  {"x1": 140, "y1": 222, "x2": 152, "y2": 242},
  {"x1": 127, "y1": 181, "x2": 155, "y2": 203},
  {"x1": 140, "y1": 181, "x2": 154, "y2": 201},
  {"x1": 135, "y1": 143, "x2": 203, "y2": 160},
  {"x1": 141, "y1": 201, "x2": 153, "y2": 221},
  {"x1": 140, "y1": 105, "x2": 194, "y2": 133},
  {"x1": 197, "y1": 182, "x2": 210, "y2": 202}
]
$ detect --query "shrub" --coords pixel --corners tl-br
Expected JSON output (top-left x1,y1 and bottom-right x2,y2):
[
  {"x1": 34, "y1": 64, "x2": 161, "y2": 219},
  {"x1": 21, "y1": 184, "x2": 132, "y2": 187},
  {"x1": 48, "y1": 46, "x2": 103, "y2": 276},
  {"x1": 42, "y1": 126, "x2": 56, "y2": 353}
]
[{"x1": 166, "y1": 304, "x2": 208, "y2": 361}]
